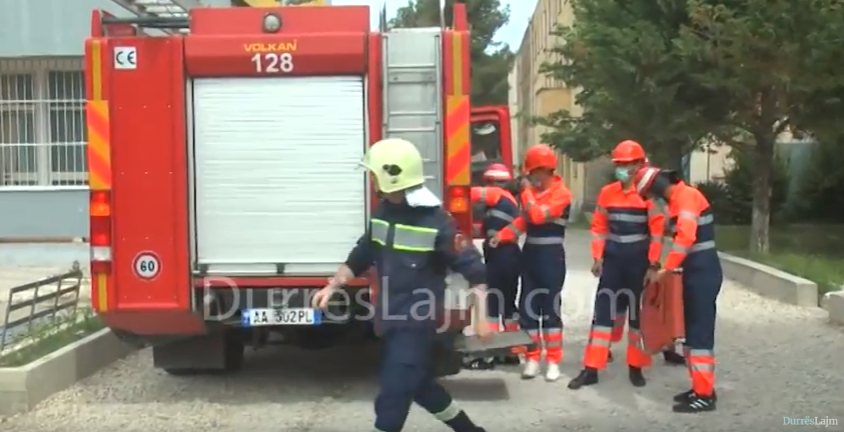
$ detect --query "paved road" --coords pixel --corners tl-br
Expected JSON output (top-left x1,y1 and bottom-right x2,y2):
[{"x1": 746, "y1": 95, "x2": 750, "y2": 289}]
[{"x1": 2, "y1": 232, "x2": 844, "y2": 431}]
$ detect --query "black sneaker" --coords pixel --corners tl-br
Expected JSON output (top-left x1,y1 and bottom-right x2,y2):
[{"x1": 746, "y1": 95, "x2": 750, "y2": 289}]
[
  {"x1": 662, "y1": 350, "x2": 686, "y2": 365},
  {"x1": 672, "y1": 393, "x2": 716, "y2": 413},
  {"x1": 567, "y1": 368, "x2": 598, "y2": 390},
  {"x1": 673, "y1": 389, "x2": 718, "y2": 403},
  {"x1": 628, "y1": 366, "x2": 646, "y2": 387},
  {"x1": 607, "y1": 350, "x2": 614, "y2": 362}
]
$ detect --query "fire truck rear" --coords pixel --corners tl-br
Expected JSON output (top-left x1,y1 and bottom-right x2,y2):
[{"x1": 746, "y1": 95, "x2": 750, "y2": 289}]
[{"x1": 85, "y1": 1, "x2": 475, "y2": 375}]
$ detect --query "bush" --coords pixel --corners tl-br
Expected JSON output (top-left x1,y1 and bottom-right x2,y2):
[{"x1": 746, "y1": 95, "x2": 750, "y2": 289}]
[
  {"x1": 695, "y1": 180, "x2": 731, "y2": 221},
  {"x1": 789, "y1": 138, "x2": 844, "y2": 222},
  {"x1": 699, "y1": 148, "x2": 789, "y2": 225}
]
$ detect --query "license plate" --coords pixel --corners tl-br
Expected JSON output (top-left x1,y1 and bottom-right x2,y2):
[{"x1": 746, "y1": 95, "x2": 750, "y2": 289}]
[{"x1": 241, "y1": 308, "x2": 321, "y2": 327}]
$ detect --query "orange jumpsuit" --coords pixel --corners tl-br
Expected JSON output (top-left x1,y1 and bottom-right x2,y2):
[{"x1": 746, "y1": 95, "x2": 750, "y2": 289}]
[
  {"x1": 664, "y1": 182, "x2": 722, "y2": 397},
  {"x1": 498, "y1": 177, "x2": 571, "y2": 364},
  {"x1": 583, "y1": 182, "x2": 663, "y2": 369}
]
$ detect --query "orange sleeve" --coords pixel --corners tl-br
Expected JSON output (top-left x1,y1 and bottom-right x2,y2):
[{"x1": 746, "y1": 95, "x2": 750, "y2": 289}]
[
  {"x1": 523, "y1": 184, "x2": 572, "y2": 224},
  {"x1": 470, "y1": 187, "x2": 501, "y2": 206},
  {"x1": 664, "y1": 195, "x2": 700, "y2": 271},
  {"x1": 470, "y1": 187, "x2": 484, "y2": 204},
  {"x1": 646, "y1": 200, "x2": 665, "y2": 264},
  {"x1": 590, "y1": 191, "x2": 609, "y2": 260},
  {"x1": 497, "y1": 191, "x2": 529, "y2": 242},
  {"x1": 498, "y1": 215, "x2": 527, "y2": 242}
]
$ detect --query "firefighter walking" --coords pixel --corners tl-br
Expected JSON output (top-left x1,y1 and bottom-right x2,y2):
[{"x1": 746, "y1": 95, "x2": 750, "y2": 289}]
[
  {"x1": 632, "y1": 165, "x2": 723, "y2": 413},
  {"x1": 464, "y1": 163, "x2": 521, "y2": 370},
  {"x1": 490, "y1": 144, "x2": 571, "y2": 382},
  {"x1": 568, "y1": 140, "x2": 662, "y2": 390},
  {"x1": 312, "y1": 138, "x2": 491, "y2": 432}
]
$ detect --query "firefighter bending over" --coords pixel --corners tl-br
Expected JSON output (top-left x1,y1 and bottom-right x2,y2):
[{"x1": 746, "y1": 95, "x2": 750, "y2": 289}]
[
  {"x1": 569, "y1": 140, "x2": 662, "y2": 390},
  {"x1": 464, "y1": 163, "x2": 522, "y2": 370},
  {"x1": 490, "y1": 144, "x2": 571, "y2": 382},
  {"x1": 312, "y1": 138, "x2": 491, "y2": 432},
  {"x1": 632, "y1": 165, "x2": 723, "y2": 413}
]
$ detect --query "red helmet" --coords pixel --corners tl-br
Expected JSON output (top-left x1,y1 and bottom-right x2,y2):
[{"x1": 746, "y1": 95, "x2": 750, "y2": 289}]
[
  {"x1": 612, "y1": 140, "x2": 646, "y2": 163},
  {"x1": 632, "y1": 166, "x2": 662, "y2": 196},
  {"x1": 483, "y1": 163, "x2": 512, "y2": 181},
  {"x1": 523, "y1": 144, "x2": 557, "y2": 172}
]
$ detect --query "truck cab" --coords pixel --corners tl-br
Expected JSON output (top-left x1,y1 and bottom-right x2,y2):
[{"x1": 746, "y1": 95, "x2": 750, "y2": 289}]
[{"x1": 469, "y1": 105, "x2": 514, "y2": 238}]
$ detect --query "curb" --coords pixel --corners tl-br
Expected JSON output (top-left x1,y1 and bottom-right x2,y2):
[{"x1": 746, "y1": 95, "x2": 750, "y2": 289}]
[
  {"x1": 719, "y1": 252, "x2": 818, "y2": 307},
  {"x1": 0, "y1": 329, "x2": 135, "y2": 416},
  {"x1": 821, "y1": 291, "x2": 844, "y2": 325}
]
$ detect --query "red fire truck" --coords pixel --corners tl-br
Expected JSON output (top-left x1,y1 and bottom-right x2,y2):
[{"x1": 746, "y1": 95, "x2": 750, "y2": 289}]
[{"x1": 84, "y1": 0, "x2": 529, "y2": 376}]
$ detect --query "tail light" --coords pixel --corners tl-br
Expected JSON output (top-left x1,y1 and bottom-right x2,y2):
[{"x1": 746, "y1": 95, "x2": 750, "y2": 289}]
[
  {"x1": 89, "y1": 190, "x2": 113, "y2": 274},
  {"x1": 447, "y1": 186, "x2": 472, "y2": 234}
]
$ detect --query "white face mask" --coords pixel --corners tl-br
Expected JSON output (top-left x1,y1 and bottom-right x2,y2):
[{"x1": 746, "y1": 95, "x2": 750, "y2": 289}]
[{"x1": 405, "y1": 186, "x2": 441, "y2": 207}]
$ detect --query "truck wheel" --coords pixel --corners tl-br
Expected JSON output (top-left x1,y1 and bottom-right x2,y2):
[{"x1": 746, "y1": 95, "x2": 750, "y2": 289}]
[
  {"x1": 221, "y1": 331, "x2": 245, "y2": 373},
  {"x1": 160, "y1": 330, "x2": 243, "y2": 376}
]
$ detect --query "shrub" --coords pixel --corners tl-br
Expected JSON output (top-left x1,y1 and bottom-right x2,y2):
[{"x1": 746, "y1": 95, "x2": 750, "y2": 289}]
[{"x1": 703, "y1": 148, "x2": 790, "y2": 225}]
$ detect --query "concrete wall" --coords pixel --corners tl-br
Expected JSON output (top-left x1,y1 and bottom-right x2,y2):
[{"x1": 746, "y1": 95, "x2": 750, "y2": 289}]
[{"x1": 0, "y1": 189, "x2": 88, "y2": 239}]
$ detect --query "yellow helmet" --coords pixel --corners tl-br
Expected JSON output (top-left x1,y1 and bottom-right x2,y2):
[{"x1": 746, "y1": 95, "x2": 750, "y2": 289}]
[{"x1": 361, "y1": 138, "x2": 425, "y2": 194}]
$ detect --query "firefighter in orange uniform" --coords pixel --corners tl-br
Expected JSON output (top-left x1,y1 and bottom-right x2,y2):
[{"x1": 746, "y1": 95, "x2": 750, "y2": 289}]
[
  {"x1": 490, "y1": 144, "x2": 571, "y2": 382},
  {"x1": 632, "y1": 165, "x2": 722, "y2": 413},
  {"x1": 568, "y1": 140, "x2": 661, "y2": 390},
  {"x1": 463, "y1": 163, "x2": 522, "y2": 369},
  {"x1": 605, "y1": 154, "x2": 686, "y2": 366}
]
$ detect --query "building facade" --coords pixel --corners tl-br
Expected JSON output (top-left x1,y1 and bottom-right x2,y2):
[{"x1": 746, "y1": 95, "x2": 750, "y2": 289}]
[
  {"x1": 0, "y1": 0, "x2": 331, "y2": 240},
  {"x1": 512, "y1": 0, "x2": 587, "y2": 216}
]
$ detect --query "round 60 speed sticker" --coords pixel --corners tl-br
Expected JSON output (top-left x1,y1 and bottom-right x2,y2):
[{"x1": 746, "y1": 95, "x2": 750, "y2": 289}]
[{"x1": 133, "y1": 251, "x2": 161, "y2": 280}]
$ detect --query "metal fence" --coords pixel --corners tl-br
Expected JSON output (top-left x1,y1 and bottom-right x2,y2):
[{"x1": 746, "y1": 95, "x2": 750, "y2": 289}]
[
  {"x1": 0, "y1": 262, "x2": 83, "y2": 352},
  {"x1": 0, "y1": 58, "x2": 88, "y2": 188}
]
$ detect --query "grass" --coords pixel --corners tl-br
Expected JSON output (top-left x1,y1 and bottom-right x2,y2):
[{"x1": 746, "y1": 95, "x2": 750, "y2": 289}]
[
  {"x1": 716, "y1": 224, "x2": 844, "y2": 295},
  {"x1": 0, "y1": 309, "x2": 104, "y2": 367}
]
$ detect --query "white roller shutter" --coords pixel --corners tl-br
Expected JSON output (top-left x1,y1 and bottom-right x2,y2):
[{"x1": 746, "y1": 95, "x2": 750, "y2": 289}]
[{"x1": 191, "y1": 76, "x2": 367, "y2": 275}]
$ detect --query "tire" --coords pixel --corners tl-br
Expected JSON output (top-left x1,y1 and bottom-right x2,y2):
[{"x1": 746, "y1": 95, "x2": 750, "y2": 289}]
[{"x1": 161, "y1": 330, "x2": 244, "y2": 376}]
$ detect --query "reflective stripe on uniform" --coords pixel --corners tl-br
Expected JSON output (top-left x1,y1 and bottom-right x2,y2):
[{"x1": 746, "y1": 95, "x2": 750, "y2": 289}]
[
  {"x1": 679, "y1": 210, "x2": 714, "y2": 225},
  {"x1": 606, "y1": 233, "x2": 648, "y2": 243},
  {"x1": 608, "y1": 213, "x2": 647, "y2": 223},
  {"x1": 525, "y1": 236, "x2": 564, "y2": 245},
  {"x1": 371, "y1": 218, "x2": 389, "y2": 245},
  {"x1": 393, "y1": 224, "x2": 438, "y2": 252},
  {"x1": 670, "y1": 239, "x2": 716, "y2": 254},
  {"x1": 432, "y1": 401, "x2": 462, "y2": 421},
  {"x1": 486, "y1": 208, "x2": 514, "y2": 222}
]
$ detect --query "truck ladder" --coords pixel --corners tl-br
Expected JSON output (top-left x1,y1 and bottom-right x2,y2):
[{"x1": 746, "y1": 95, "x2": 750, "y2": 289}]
[
  {"x1": 382, "y1": 28, "x2": 445, "y2": 197},
  {"x1": 110, "y1": 0, "x2": 204, "y2": 33}
]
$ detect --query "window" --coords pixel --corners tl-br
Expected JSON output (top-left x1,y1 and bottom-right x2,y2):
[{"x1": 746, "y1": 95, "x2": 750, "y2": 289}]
[
  {"x1": 0, "y1": 68, "x2": 87, "y2": 188},
  {"x1": 0, "y1": 74, "x2": 38, "y2": 185},
  {"x1": 47, "y1": 71, "x2": 87, "y2": 186}
]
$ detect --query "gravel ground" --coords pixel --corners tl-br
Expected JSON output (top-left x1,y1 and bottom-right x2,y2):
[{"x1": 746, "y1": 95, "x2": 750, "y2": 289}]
[{"x1": 2, "y1": 232, "x2": 843, "y2": 431}]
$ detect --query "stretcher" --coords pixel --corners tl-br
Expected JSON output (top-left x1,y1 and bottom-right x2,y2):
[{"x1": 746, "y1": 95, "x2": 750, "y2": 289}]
[{"x1": 640, "y1": 270, "x2": 685, "y2": 354}]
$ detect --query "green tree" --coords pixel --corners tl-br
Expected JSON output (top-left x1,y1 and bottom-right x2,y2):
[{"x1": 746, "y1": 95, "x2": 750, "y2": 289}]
[
  {"x1": 538, "y1": 0, "x2": 729, "y2": 168},
  {"x1": 675, "y1": 0, "x2": 844, "y2": 252},
  {"x1": 390, "y1": 0, "x2": 513, "y2": 105}
]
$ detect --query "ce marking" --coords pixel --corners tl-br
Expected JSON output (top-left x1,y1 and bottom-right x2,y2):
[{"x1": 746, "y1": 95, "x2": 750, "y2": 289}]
[{"x1": 114, "y1": 47, "x2": 137, "y2": 70}]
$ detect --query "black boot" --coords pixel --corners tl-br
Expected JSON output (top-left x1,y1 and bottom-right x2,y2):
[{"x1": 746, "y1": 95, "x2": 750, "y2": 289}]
[
  {"x1": 463, "y1": 358, "x2": 495, "y2": 370},
  {"x1": 673, "y1": 389, "x2": 718, "y2": 403},
  {"x1": 662, "y1": 350, "x2": 686, "y2": 365},
  {"x1": 495, "y1": 355, "x2": 521, "y2": 365},
  {"x1": 672, "y1": 392, "x2": 717, "y2": 413},
  {"x1": 607, "y1": 350, "x2": 614, "y2": 362},
  {"x1": 628, "y1": 366, "x2": 646, "y2": 387},
  {"x1": 567, "y1": 368, "x2": 598, "y2": 390}
]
